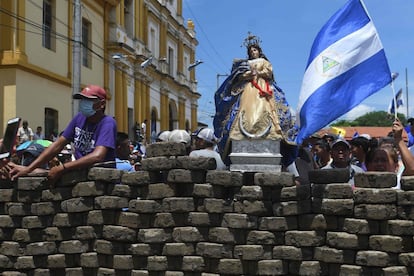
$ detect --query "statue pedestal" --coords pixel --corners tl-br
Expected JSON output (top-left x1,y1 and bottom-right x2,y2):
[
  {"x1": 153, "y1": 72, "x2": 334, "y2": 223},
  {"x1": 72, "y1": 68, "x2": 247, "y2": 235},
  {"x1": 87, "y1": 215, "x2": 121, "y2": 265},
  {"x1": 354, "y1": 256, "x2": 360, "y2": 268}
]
[{"x1": 229, "y1": 139, "x2": 282, "y2": 172}]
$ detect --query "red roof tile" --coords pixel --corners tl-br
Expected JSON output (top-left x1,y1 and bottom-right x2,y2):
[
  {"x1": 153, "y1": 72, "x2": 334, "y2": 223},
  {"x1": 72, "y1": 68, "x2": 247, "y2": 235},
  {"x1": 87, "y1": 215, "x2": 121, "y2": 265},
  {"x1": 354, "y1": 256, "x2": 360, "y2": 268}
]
[{"x1": 319, "y1": 126, "x2": 408, "y2": 141}]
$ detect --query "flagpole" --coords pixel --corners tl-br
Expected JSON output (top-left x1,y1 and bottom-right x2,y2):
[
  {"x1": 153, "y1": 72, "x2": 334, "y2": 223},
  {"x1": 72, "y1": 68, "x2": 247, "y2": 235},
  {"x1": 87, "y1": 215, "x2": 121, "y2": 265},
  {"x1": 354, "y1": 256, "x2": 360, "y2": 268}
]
[
  {"x1": 391, "y1": 78, "x2": 398, "y2": 119},
  {"x1": 406, "y1": 68, "x2": 409, "y2": 118}
]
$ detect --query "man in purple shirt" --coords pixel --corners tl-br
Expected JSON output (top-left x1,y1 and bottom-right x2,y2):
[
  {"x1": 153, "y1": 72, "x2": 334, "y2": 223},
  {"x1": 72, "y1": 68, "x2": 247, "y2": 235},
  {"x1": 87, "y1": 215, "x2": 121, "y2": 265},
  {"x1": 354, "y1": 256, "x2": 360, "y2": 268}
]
[{"x1": 10, "y1": 85, "x2": 117, "y2": 184}]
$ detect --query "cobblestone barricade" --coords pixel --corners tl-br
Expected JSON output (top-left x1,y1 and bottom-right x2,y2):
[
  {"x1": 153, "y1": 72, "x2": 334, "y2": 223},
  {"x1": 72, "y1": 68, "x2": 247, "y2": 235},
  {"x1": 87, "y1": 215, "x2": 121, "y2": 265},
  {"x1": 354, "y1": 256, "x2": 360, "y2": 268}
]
[{"x1": 0, "y1": 142, "x2": 413, "y2": 275}]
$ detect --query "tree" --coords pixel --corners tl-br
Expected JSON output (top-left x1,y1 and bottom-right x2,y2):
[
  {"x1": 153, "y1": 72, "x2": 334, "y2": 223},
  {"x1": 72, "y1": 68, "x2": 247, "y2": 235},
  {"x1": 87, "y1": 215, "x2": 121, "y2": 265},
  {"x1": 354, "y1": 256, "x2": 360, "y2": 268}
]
[{"x1": 332, "y1": 111, "x2": 407, "y2": 127}]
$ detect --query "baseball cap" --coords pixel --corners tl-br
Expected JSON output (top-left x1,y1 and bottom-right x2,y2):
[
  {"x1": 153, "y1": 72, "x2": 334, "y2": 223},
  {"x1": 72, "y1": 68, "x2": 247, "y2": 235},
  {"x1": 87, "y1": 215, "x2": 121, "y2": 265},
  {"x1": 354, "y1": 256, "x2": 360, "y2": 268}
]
[
  {"x1": 408, "y1": 118, "x2": 414, "y2": 125},
  {"x1": 168, "y1": 129, "x2": 191, "y2": 145},
  {"x1": 73, "y1": 85, "x2": 107, "y2": 100},
  {"x1": 330, "y1": 138, "x2": 350, "y2": 149},
  {"x1": 60, "y1": 144, "x2": 72, "y2": 155},
  {"x1": 196, "y1": 128, "x2": 218, "y2": 144},
  {"x1": 156, "y1": 130, "x2": 171, "y2": 142}
]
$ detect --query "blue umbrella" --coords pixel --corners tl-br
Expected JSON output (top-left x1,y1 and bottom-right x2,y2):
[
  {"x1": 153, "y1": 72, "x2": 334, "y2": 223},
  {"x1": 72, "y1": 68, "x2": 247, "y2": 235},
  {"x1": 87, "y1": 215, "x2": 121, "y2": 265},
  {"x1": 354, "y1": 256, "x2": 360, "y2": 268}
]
[{"x1": 16, "y1": 140, "x2": 33, "y2": 152}]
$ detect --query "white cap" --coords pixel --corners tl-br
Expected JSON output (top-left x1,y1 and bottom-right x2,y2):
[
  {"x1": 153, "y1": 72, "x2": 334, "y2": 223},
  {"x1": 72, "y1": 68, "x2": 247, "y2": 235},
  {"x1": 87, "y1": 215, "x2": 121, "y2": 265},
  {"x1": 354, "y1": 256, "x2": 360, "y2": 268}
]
[
  {"x1": 359, "y1": 134, "x2": 371, "y2": 140},
  {"x1": 157, "y1": 130, "x2": 171, "y2": 142},
  {"x1": 197, "y1": 128, "x2": 218, "y2": 144},
  {"x1": 168, "y1": 129, "x2": 191, "y2": 145}
]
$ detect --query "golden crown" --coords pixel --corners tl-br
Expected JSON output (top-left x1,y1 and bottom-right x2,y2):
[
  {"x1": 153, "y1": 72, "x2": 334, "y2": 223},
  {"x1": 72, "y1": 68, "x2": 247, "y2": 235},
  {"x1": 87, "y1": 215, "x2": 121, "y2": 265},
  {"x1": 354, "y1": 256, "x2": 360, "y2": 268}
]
[{"x1": 242, "y1": 32, "x2": 261, "y2": 48}]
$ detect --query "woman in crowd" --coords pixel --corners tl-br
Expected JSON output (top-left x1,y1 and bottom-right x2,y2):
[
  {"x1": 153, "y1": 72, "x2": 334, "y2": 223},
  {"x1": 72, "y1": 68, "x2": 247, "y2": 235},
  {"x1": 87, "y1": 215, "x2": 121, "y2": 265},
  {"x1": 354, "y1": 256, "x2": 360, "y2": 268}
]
[
  {"x1": 350, "y1": 136, "x2": 375, "y2": 171},
  {"x1": 366, "y1": 145, "x2": 401, "y2": 189}
]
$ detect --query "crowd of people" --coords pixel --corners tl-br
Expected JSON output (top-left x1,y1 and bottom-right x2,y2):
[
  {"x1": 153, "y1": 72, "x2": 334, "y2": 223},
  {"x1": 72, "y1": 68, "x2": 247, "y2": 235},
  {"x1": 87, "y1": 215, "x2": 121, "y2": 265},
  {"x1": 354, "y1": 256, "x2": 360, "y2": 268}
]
[{"x1": 289, "y1": 117, "x2": 414, "y2": 189}]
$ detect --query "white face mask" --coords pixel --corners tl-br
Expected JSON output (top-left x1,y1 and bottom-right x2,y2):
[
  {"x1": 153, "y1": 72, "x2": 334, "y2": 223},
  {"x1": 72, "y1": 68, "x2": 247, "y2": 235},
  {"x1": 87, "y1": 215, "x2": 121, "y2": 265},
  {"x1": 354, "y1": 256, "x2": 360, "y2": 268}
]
[{"x1": 79, "y1": 99, "x2": 97, "y2": 117}]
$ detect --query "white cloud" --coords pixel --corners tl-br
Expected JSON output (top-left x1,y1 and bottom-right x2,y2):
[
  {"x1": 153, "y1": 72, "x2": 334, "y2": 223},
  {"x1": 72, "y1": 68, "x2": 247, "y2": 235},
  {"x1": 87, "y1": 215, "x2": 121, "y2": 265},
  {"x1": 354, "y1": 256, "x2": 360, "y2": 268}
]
[{"x1": 340, "y1": 104, "x2": 376, "y2": 121}]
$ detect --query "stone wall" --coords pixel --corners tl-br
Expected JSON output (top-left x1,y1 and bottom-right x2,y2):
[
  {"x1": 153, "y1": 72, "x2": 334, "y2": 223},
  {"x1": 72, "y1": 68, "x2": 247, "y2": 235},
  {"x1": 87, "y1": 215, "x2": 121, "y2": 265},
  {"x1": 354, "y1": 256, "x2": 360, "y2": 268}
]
[{"x1": 1, "y1": 142, "x2": 414, "y2": 275}]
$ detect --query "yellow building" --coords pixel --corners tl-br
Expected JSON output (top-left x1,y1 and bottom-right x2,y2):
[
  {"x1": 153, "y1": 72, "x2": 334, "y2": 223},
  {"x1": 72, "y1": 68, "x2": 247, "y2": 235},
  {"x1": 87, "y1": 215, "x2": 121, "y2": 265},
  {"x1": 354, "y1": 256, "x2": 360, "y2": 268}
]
[{"x1": 0, "y1": 0, "x2": 200, "y2": 142}]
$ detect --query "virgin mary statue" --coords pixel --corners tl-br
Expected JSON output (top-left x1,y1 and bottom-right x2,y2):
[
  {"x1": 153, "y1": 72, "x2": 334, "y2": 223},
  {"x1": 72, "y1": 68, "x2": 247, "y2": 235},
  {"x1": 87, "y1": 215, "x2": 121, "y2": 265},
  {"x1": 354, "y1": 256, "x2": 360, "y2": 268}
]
[{"x1": 213, "y1": 33, "x2": 298, "y2": 167}]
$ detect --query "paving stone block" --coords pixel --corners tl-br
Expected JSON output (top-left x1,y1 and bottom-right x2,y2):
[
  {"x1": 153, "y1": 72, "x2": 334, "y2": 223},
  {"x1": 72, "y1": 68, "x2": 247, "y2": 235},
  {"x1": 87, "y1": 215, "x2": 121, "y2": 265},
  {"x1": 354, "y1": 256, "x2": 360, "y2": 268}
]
[
  {"x1": 312, "y1": 183, "x2": 353, "y2": 199},
  {"x1": 129, "y1": 199, "x2": 162, "y2": 213},
  {"x1": 172, "y1": 227, "x2": 204, "y2": 242},
  {"x1": 181, "y1": 256, "x2": 205, "y2": 272},
  {"x1": 121, "y1": 171, "x2": 151, "y2": 186},
  {"x1": 314, "y1": 246, "x2": 355, "y2": 263},
  {"x1": 47, "y1": 254, "x2": 66, "y2": 268},
  {"x1": 234, "y1": 245, "x2": 268, "y2": 260},
  {"x1": 339, "y1": 264, "x2": 363, "y2": 276},
  {"x1": 273, "y1": 245, "x2": 313, "y2": 261},
  {"x1": 113, "y1": 254, "x2": 134, "y2": 270},
  {"x1": 103, "y1": 225, "x2": 137, "y2": 242},
  {"x1": 94, "y1": 196, "x2": 129, "y2": 209},
  {"x1": 326, "y1": 232, "x2": 359, "y2": 249},
  {"x1": 187, "y1": 212, "x2": 211, "y2": 226},
  {"x1": 15, "y1": 255, "x2": 35, "y2": 269},
  {"x1": 138, "y1": 229, "x2": 172, "y2": 243},
  {"x1": 401, "y1": 176, "x2": 414, "y2": 191},
  {"x1": 222, "y1": 213, "x2": 257, "y2": 229},
  {"x1": 206, "y1": 171, "x2": 243, "y2": 187},
  {"x1": 382, "y1": 266, "x2": 408, "y2": 276},
  {"x1": 88, "y1": 167, "x2": 122, "y2": 183},
  {"x1": 354, "y1": 172, "x2": 397, "y2": 188},
  {"x1": 257, "y1": 259, "x2": 287, "y2": 275},
  {"x1": 258, "y1": 216, "x2": 297, "y2": 231},
  {"x1": 354, "y1": 204, "x2": 397, "y2": 220},
  {"x1": 342, "y1": 218, "x2": 378, "y2": 234},
  {"x1": 355, "y1": 250, "x2": 390, "y2": 267},
  {"x1": 217, "y1": 259, "x2": 243, "y2": 275},
  {"x1": 167, "y1": 169, "x2": 205, "y2": 184},
  {"x1": 162, "y1": 243, "x2": 194, "y2": 256},
  {"x1": 369, "y1": 235, "x2": 406, "y2": 253},
  {"x1": 141, "y1": 156, "x2": 176, "y2": 171},
  {"x1": 80, "y1": 252, "x2": 99, "y2": 267},
  {"x1": 58, "y1": 240, "x2": 87, "y2": 254},
  {"x1": 273, "y1": 200, "x2": 311, "y2": 216},
  {"x1": 72, "y1": 181, "x2": 105, "y2": 197},
  {"x1": 61, "y1": 197, "x2": 93, "y2": 213},
  {"x1": 254, "y1": 172, "x2": 295, "y2": 187},
  {"x1": 146, "y1": 142, "x2": 187, "y2": 158},
  {"x1": 196, "y1": 242, "x2": 232, "y2": 258},
  {"x1": 285, "y1": 230, "x2": 325, "y2": 247},
  {"x1": 235, "y1": 200, "x2": 272, "y2": 216},
  {"x1": 385, "y1": 220, "x2": 414, "y2": 235},
  {"x1": 354, "y1": 188, "x2": 397, "y2": 204},
  {"x1": 246, "y1": 230, "x2": 277, "y2": 245}
]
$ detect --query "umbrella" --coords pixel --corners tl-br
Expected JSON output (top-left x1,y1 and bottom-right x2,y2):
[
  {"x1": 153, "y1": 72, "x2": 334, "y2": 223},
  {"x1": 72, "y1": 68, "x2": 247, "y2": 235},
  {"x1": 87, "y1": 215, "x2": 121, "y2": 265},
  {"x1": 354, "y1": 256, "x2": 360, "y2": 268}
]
[
  {"x1": 16, "y1": 139, "x2": 53, "y2": 152},
  {"x1": 33, "y1": 139, "x2": 53, "y2": 148},
  {"x1": 16, "y1": 140, "x2": 33, "y2": 152}
]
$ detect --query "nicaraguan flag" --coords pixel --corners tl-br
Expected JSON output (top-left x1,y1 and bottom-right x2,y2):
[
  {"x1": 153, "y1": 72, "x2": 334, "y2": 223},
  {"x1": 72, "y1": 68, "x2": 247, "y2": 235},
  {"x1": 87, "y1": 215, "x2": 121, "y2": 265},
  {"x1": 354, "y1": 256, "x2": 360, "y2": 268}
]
[
  {"x1": 295, "y1": 0, "x2": 392, "y2": 144},
  {"x1": 388, "y1": 88, "x2": 403, "y2": 115}
]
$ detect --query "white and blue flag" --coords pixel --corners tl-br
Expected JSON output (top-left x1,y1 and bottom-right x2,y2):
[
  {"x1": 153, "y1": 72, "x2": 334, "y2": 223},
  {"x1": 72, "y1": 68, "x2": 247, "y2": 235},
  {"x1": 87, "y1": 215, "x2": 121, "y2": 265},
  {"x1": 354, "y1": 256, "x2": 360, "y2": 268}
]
[
  {"x1": 296, "y1": 0, "x2": 391, "y2": 144},
  {"x1": 388, "y1": 88, "x2": 403, "y2": 115}
]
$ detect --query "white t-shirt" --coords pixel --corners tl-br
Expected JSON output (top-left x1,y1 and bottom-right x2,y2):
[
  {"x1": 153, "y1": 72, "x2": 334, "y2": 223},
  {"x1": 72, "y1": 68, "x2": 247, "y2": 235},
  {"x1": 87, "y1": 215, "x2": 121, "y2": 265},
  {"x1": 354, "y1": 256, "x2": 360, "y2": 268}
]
[
  {"x1": 189, "y1": 149, "x2": 227, "y2": 170},
  {"x1": 17, "y1": 127, "x2": 34, "y2": 143}
]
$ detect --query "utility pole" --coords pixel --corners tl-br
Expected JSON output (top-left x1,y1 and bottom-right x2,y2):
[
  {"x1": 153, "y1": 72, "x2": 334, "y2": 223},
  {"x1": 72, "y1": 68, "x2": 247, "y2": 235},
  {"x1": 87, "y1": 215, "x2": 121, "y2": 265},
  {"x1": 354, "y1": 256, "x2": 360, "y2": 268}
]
[{"x1": 72, "y1": 0, "x2": 81, "y2": 117}]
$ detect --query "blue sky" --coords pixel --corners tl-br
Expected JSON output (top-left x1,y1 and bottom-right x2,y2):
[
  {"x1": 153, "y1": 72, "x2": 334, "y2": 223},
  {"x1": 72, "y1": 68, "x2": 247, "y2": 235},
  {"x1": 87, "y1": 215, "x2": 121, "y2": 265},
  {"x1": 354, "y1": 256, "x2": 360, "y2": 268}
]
[{"x1": 182, "y1": 0, "x2": 414, "y2": 127}]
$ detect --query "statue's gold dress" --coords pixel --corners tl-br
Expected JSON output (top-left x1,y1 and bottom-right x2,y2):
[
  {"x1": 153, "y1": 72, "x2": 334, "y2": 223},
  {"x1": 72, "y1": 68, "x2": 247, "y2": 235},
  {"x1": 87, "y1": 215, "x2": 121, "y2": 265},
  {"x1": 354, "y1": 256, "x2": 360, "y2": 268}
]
[{"x1": 229, "y1": 57, "x2": 284, "y2": 140}]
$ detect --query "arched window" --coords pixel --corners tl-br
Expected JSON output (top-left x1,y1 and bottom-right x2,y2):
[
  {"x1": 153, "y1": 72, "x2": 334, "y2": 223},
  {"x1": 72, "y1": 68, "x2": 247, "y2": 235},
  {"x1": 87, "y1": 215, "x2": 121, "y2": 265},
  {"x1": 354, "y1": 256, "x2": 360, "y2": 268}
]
[{"x1": 169, "y1": 101, "x2": 178, "y2": 130}]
